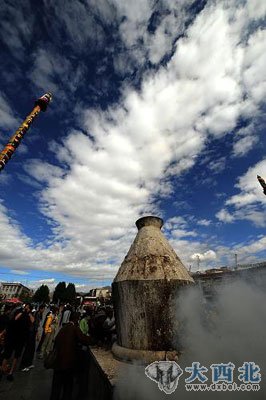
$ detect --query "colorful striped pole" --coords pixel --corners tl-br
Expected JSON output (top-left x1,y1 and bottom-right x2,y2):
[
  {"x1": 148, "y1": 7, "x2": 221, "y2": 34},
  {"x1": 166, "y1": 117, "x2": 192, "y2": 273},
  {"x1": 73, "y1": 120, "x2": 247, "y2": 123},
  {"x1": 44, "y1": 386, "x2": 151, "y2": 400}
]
[{"x1": 0, "y1": 92, "x2": 52, "y2": 172}]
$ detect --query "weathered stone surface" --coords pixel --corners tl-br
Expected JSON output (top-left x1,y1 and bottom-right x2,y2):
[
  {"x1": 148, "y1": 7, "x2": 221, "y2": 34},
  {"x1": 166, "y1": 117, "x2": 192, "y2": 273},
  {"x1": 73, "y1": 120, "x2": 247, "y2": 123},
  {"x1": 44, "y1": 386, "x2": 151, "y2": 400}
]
[
  {"x1": 114, "y1": 216, "x2": 194, "y2": 282},
  {"x1": 113, "y1": 280, "x2": 190, "y2": 350},
  {"x1": 112, "y1": 216, "x2": 194, "y2": 360}
]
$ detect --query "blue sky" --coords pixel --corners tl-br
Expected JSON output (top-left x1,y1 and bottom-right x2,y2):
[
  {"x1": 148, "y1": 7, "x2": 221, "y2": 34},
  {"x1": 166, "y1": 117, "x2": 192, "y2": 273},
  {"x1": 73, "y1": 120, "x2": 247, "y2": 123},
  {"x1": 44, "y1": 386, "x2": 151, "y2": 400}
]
[{"x1": 0, "y1": 0, "x2": 265, "y2": 292}]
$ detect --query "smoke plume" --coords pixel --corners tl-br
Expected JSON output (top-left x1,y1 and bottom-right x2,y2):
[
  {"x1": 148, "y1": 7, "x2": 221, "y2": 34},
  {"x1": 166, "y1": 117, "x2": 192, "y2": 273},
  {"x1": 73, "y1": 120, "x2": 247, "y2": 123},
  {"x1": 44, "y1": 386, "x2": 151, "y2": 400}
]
[{"x1": 114, "y1": 273, "x2": 266, "y2": 399}]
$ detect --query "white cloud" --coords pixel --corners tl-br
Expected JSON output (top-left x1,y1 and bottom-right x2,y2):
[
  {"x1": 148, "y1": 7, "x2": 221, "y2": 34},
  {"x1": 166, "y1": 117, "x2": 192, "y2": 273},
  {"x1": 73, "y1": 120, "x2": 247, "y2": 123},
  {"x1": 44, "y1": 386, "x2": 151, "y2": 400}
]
[
  {"x1": 233, "y1": 135, "x2": 258, "y2": 157},
  {"x1": 10, "y1": 269, "x2": 29, "y2": 276},
  {"x1": 167, "y1": 234, "x2": 220, "y2": 270},
  {"x1": 0, "y1": 93, "x2": 19, "y2": 132},
  {"x1": 164, "y1": 218, "x2": 221, "y2": 270},
  {"x1": 0, "y1": 1, "x2": 266, "y2": 279},
  {"x1": 27, "y1": 279, "x2": 97, "y2": 292},
  {"x1": 208, "y1": 157, "x2": 227, "y2": 174},
  {"x1": 217, "y1": 206, "x2": 266, "y2": 228},
  {"x1": 0, "y1": 3, "x2": 35, "y2": 59},
  {"x1": 216, "y1": 159, "x2": 266, "y2": 226},
  {"x1": 43, "y1": 0, "x2": 105, "y2": 52},
  {"x1": 110, "y1": 1, "x2": 199, "y2": 75},
  {"x1": 191, "y1": 250, "x2": 217, "y2": 262},
  {"x1": 164, "y1": 216, "x2": 188, "y2": 230},
  {"x1": 37, "y1": 278, "x2": 55, "y2": 284},
  {"x1": 232, "y1": 117, "x2": 260, "y2": 158},
  {"x1": 30, "y1": 48, "x2": 85, "y2": 100},
  {"x1": 171, "y1": 229, "x2": 197, "y2": 238},
  {"x1": 16, "y1": 143, "x2": 28, "y2": 155},
  {"x1": 197, "y1": 219, "x2": 211, "y2": 226},
  {"x1": 235, "y1": 236, "x2": 266, "y2": 255},
  {"x1": 0, "y1": 201, "x2": 121, "y2": 279},
  {"x1": 242, "y1": 28, "x2": 266, "y2": 104},
  {"x1": 216, "y1": 208, "x2": 235, "y2": 223},
  {"x1": 0, "y1": 172, "x2": 10, "y2": 186},
  {"x1": 24, "y1": 159, "x2": 65, "y2": 183},
  {"x1": 226, "y1": 159, "x2": 266, "y2": 207}
]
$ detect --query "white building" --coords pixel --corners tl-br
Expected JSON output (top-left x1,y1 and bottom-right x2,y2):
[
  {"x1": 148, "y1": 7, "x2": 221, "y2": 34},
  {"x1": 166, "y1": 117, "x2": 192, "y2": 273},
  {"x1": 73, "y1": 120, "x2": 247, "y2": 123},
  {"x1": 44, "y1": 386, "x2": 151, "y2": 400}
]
[
  {"x1": 89, "y1": 287, "x2": 111, "y2": 299},
  {"x1": 0, "y1": 282, "x2": 31, "y2": 300}
]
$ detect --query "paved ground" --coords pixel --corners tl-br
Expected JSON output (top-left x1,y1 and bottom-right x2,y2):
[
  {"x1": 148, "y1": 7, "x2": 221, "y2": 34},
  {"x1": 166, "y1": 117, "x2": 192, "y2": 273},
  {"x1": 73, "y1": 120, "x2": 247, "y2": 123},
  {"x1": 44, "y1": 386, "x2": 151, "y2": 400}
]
[
  {"x1": 0, "y1": 357, "x2": 53, "y2": 400},
  {"x1": 0, "y1": 346, "x2": 114, "y2": 400}
]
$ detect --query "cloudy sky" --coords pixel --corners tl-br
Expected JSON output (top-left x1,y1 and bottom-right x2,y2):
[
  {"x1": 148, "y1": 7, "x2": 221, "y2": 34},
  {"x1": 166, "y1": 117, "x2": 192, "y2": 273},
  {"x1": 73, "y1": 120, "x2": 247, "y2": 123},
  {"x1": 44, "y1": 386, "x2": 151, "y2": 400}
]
[{"x1": 0, "y1": 0, "x2": 265, "y2": 292}]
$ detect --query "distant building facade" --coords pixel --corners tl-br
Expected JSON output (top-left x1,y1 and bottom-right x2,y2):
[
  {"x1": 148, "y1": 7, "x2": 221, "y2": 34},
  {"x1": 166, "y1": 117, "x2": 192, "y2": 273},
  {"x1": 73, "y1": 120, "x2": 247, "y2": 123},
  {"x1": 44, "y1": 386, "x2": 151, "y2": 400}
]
[
  {"x1": 0, "y1": 282, "x2": 31, "y2": 300},
  {"x1": 89, "y1": 287, "x2": 111, "y2": 299},
  {"x1": 191, "y1": 261, "x2": 266, "y2": 299}
]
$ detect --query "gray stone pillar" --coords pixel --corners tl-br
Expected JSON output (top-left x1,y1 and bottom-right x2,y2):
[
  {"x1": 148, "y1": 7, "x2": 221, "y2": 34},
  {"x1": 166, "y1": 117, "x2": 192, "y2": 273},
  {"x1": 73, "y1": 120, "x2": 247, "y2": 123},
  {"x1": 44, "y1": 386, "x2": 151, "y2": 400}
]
[{"x1": 112, "y1": 216, "x2": 194, "y2": 363}]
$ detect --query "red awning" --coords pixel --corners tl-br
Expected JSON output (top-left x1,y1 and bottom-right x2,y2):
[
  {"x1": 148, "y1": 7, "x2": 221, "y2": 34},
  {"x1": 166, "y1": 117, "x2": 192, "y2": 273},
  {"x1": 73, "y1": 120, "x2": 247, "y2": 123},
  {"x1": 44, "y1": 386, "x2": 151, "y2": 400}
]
[
  {"x1": 83, "y1": 301, "x2": 96, "y2": 307},
  {"x1": 4, "y1": 298, "x2": 22, "y2": 304}
]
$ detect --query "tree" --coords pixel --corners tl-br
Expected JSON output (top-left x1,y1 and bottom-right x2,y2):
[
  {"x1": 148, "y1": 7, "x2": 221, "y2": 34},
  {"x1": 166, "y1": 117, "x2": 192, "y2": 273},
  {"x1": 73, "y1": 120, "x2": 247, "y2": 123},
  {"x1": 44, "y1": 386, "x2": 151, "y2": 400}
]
[
  {"x1": 65, "y1": 283, "x2": 76, "y2": 305},
  {"x1": 32, "y1": 285, "x2": 50, "y2": 303},
  {"x1": 52, "y1": 281, "x2": 66, "y2": 303},
  {"x1": 52, "y1": 282, "x2": 77, "y2": 304}
]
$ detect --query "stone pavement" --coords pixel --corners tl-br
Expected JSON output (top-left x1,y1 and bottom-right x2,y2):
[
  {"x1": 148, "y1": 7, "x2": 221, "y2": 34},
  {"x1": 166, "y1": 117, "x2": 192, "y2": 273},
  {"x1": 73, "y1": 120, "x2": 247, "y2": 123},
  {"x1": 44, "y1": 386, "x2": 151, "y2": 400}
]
[
  {"x1": 0, "y1": 357, "x2": 53, "y2": 400},
  {"x1": 0, "y1": 348, "x2": 116, "y2": 400}
]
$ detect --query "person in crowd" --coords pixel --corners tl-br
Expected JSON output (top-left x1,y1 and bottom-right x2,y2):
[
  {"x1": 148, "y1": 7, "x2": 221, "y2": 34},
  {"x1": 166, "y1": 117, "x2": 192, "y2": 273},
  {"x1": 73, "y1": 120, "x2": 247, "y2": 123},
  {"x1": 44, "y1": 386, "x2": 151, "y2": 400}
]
[
  {"x1": 0, "y1": 304, "x2": 12, "y2": 334},
  {"x1": 54, "y1": 304, "x2": 65, "y2": 337},
  {"x1": 1, "y1": 303, "x2": 34, "y2": 381},
  {"x1": 90, "y1": 308, "x2": 107, "y2": 345},
  {"x1": 36, "y1": 306, "x2": 50, "y2": 354},
  {"x1": 79, "y1": 309, "x2": 92, "y2": 336},
  {"x1": 49, "y1": 312, "x2": 92, "y2": 400},
  {"x1": 51, "y1": 307, "x2": 61, "y2": 344},
  {"x1": 103, "y1": 306, "x2": 116, "y2": 347},
  {"x1": 20, "y1": 304, "x2": 46, "y2": 371},
  {"x1": 9, "y1": 304, "x2": 22, "y2": 320},
  {"x1": 0, "y1": 305, "x2": 12, "y2": 368},
  {"x1": 34, "y1": 304, "x2": 46, "y2": 341},
  {"x1": 103, "y1": 307, "x2": 115, "y2": 331},
  {"x1": 60, "y1": 304, "x2": 72, "y2": 326},
  {"x1": 39, "y1": 306, "x2": 58, "y2": 359}
]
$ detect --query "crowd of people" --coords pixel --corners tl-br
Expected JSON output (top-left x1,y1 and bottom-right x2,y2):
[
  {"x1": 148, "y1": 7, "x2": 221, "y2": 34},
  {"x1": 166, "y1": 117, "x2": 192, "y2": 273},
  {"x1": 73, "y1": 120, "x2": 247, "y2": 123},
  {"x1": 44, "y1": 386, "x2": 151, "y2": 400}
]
[{"x1": 0, "y1": 301, "x2": 116, "y2": 399}]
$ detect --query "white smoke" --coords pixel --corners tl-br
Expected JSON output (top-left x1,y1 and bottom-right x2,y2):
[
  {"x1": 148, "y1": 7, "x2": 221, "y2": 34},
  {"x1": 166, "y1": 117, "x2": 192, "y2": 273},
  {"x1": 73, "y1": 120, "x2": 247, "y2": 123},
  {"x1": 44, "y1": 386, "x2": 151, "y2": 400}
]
[{"x1": 114, "y1": 273, "x2": 266, "y2": 399}]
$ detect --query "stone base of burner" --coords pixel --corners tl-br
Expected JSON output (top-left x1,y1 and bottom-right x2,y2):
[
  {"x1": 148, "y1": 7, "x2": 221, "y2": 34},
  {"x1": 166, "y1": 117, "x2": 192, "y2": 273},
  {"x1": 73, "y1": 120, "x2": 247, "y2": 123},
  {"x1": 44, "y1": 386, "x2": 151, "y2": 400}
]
[{"x1": 112, "y1": 342, "x2": 179, "y2": 364}]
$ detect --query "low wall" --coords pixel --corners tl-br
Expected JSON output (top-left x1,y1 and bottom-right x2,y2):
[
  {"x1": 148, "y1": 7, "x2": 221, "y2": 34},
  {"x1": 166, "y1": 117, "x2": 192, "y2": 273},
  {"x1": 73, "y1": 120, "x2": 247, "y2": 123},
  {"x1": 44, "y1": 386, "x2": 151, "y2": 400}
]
[{"x1": 88, "y1": 349, "x2": 114, "y2": 400}]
